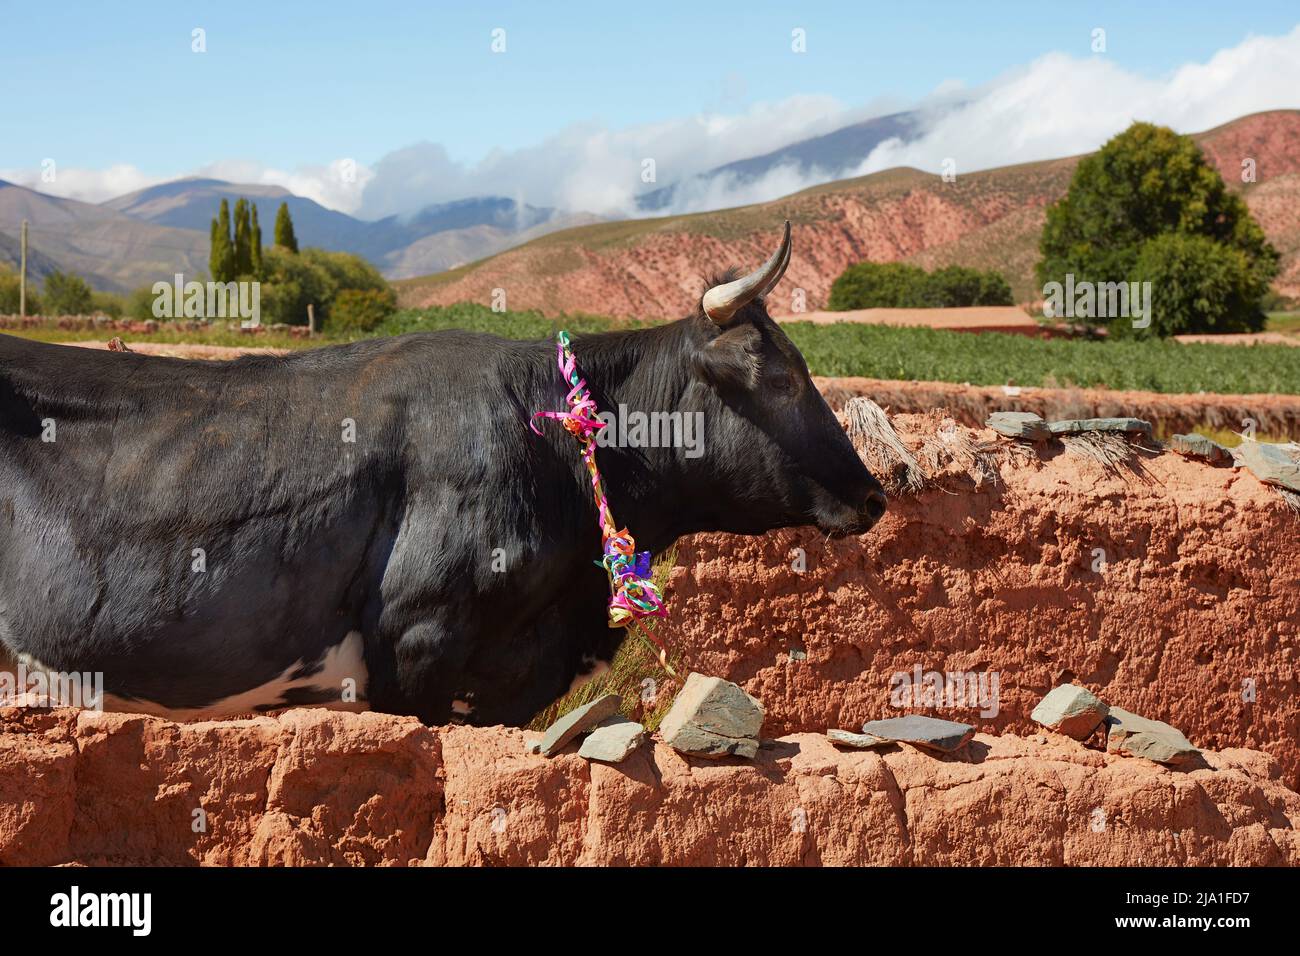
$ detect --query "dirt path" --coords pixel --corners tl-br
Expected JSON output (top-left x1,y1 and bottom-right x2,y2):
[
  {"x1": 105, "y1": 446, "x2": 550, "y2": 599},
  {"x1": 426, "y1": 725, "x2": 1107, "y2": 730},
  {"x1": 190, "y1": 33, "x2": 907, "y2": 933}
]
[
  {"x1": 64, "y1": 340, "x2": 290, "y2": 360},
  {"x1": 783, "y1": 305, "x2": 1041, "y2": 333}
]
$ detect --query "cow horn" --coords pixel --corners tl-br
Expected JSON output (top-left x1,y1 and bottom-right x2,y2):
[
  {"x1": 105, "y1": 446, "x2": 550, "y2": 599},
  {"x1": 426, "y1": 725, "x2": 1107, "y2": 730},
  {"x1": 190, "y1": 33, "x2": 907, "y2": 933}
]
[
  {"x1": 702, "y1": 220, "x2": 791, "y2": 323},
  {"x1": 760, "y1": 235, "x2": 792, "y2": 298}
]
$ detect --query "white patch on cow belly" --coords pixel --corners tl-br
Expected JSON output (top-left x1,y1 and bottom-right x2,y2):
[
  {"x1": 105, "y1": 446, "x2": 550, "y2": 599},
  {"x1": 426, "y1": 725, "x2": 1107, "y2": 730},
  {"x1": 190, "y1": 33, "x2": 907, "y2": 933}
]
[
  {"x1": 566, "y1": 655, "x2": 610, "y2": 695},
  {"x1": 97, "y1": 631, "x2": 371, "y2": 721}
]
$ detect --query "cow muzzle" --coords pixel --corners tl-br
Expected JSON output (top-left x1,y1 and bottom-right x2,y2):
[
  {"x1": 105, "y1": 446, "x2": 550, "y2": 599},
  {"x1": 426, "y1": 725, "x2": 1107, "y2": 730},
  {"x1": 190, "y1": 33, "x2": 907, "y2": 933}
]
[{"x1": 814, "y1": 485, "x2": 888, "y2": 538}]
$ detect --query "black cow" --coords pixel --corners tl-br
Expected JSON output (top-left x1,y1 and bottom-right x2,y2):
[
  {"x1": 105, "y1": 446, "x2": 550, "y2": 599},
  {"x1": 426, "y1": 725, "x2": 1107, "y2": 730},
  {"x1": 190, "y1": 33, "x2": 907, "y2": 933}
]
[{"x1": 0, "y1": 223, "x2": 886, "y2": 725}]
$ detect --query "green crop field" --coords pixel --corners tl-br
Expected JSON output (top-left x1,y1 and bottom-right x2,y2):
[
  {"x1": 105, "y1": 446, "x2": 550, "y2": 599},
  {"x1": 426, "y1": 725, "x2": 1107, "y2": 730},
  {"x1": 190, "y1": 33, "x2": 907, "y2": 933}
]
[
  {"x1": 376, "y1": 305, "x2": 1300, "y2": 395},
  {"x1": 781, "y1": 321, "x2": 1300, "y2": 394},
  {"x1": 9, "y1": 302, "x2": 1300, "y2": 395}
]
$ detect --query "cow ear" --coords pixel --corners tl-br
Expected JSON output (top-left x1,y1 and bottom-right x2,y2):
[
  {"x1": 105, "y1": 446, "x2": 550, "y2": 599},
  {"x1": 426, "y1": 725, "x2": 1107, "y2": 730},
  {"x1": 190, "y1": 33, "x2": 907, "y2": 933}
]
[{"x1": 692, "y1": 325, "x2": 761, "y2": 392}]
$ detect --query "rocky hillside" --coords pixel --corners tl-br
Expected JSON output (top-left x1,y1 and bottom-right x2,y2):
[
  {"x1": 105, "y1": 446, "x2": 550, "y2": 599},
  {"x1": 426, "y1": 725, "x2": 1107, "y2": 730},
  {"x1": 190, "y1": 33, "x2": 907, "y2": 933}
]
[{"x1": 397, "y1": 110, "x2": 1300, "y2": 317}]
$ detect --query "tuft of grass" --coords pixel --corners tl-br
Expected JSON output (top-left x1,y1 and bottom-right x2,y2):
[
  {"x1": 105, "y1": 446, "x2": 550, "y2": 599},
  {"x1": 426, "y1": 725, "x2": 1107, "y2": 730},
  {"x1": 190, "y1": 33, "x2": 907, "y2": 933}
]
[
  {"x1": 1153, "y1": 422, "x2": 1291, "y2": 448},
  {"x1": 1059, "y1": 431, "x2": 1157, "y2": 478},
  {"x1": 845, "y1": 397, "x2": 924, "y2": 493},
  {"x1": 527, "y1": 545, "x2": 684, "y2": 735},
  {"x1": 1279, "y1": 488, "x2": 1300, "y2": 515}
]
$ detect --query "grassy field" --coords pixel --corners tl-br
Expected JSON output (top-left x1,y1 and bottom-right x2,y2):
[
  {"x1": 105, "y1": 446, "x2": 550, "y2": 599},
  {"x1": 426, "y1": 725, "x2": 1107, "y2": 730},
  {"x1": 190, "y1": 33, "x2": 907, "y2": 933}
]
[
  {"x1": 1266, "y1": 311, "x2": 1300, "y2": 334},
  {"x1": 9, "y1": 302, "x2": 1300, "y2": 394}
]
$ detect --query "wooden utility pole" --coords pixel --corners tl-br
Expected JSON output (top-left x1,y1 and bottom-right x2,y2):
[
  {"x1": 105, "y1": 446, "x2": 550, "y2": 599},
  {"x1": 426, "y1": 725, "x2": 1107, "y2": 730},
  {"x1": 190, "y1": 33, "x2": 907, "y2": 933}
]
[
  {"x1": 19, "y1": 219, "x2": 28, "y2": 317},
  {"x1": 307, "y1": 303, "x2": 315, "y2": 337}
]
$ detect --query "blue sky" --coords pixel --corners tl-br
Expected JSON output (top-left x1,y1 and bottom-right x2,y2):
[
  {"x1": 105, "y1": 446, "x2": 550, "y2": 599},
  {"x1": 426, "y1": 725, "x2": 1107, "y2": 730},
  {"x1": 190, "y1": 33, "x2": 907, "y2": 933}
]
[{"x1": 2, "y1": 1, "x2": 1298, "y2": 215}]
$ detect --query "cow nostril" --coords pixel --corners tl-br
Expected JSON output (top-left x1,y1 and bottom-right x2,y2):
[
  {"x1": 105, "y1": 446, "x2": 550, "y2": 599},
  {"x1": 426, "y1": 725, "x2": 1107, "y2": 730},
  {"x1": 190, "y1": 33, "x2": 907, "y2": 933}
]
[{"x1": 864, "y1": 490, "x2": 887, "y2": 522}]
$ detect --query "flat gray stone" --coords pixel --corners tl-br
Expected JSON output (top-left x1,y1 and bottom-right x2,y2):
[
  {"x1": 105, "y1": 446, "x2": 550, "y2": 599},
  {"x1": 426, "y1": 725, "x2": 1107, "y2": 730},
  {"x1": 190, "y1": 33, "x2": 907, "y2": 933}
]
[
  {"x1": 1169, "y1": 433, "x2": 1232, "y2": 465},
  {"x1": 986, "y1": 411, "x2": 1051, "y2": 440},
  {"x1": 659, "y1": 673, "x2": 764, "y2": 759},
  {"x1": 1233, "y1": 440, "x2": 1300, "y2": 492},
  {"x1": 827, "y1": 729, "x2": 891, "y2": 749},
  {"x1": 1031, "y1": 684, "x2": 1108, "y2": 740},
  {"x1": 860, "y1": 715, "x2": 975, "y2": 753},
  {"x1": 539, "y1": 693, "x2": 621, "y2": 757},
  {"x1": 1047, "y1": 417, "x2": 1152, "y2": 437},
  {"x1": 1105, "y1": 706, "x2": 1200, "y2": 766},
  {"x1": 578, "y1": 716, "x2": 645, "y2": 763}
]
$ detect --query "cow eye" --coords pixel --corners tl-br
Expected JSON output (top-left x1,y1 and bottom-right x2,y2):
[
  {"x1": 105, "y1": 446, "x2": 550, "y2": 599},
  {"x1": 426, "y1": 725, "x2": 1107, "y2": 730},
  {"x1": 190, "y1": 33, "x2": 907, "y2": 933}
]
[{"x1": 770, "y1": 373, "x2": 795, "y2": 393}]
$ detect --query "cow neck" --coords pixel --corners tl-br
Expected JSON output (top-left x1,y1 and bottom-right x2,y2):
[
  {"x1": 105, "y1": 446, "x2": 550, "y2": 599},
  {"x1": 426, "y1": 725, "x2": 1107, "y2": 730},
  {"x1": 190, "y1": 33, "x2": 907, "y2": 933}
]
[{"x1": 554, "y1": 320, "x2": 700, "y2": 554}]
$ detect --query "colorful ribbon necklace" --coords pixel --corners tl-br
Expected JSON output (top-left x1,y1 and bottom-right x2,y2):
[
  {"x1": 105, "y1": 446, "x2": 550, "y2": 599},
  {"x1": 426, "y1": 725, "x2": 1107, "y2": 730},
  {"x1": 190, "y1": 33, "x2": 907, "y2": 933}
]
[{"x1": 531, "y1": 331, "x2": 676, "y2": 674}]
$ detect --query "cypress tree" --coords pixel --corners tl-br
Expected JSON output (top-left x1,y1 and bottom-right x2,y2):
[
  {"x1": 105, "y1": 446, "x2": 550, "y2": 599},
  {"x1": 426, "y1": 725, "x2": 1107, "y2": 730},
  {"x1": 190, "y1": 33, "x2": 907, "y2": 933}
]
[
  {"x1": 210, "y1": 199, "x2": 236, "y2": 283},
  {"x1": 233, "y1": 198, "x2": 252, "y2": 276},
  {"x1": 209, "y1": 218, "x2": 222, "y2": 283},
  {"x1": 250, "y1": 203, "x2": 264, "y2": 278},
  {"x1": 273, "y1": 201, "x2": 299, "y2": 253}
]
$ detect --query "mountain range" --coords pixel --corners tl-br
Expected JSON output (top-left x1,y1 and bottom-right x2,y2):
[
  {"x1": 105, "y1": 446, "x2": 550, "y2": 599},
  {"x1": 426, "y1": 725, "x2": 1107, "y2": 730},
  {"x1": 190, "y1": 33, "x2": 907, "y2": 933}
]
[
  {"x1": 3, "y1": 108, "x2": 1297, "y2": 310},
  {"x1": 636, "y1": 110, "x2": 922, "y2": 211},
  {"x1": 0, "y1": 176, "x2": 594, "y2": 292},
  {"x1": 0, "y1": 108, "x2": 929, "y2": 293},
  {"x1": 396, "y1": 110, "x2": 1300, "y2": 318}
]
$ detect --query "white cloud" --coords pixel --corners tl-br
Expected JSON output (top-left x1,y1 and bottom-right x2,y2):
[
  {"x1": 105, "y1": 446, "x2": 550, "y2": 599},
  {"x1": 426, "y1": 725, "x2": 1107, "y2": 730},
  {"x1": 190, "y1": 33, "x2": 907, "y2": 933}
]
[
  {"x1": 355, "y1": 94, "x2": 875, "y2": 220},
  {"x1": 853, "y1": 25, "x2": 1300, "y2": 179},
  {"x1": 6, "y1": 26, "x2": 1297, "y2": 221},
  {"x1": 0, "y1": 163, "x2": 164, "y2": 204},
  {"x1": 195, "y1": 158, "x2": 374, "y2": 214},
  {"x1": 354, "y1": 24, "x2": 1300, "y2": 219}
]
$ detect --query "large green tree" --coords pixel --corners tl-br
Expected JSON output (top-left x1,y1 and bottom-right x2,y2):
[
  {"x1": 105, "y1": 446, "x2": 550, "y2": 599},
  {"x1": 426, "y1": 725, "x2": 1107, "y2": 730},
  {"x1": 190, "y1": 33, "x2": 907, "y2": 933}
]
[
  {"x1": 274, "y1": 202, "x2": 299, "y2": 253},
  {"x1": 1037, "y1": 121, "x2": 1278, "y2": 337}
]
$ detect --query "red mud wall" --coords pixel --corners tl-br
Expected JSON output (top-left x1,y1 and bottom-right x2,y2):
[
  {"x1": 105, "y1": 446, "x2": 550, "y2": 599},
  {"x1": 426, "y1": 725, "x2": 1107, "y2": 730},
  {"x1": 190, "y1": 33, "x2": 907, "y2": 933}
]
[
  {"x1": 815, "y1": 376, "x2": 1300, "y2": 439},
  {"x1": 660, "y1": 422, "x2": 1300, "y2": 787},
  {"x1": 2, "y1": 707, "x2": 1296, "y2": 866},
  {"x1": 2, "y1": 417, "x2": 1298, "y2": 866}
]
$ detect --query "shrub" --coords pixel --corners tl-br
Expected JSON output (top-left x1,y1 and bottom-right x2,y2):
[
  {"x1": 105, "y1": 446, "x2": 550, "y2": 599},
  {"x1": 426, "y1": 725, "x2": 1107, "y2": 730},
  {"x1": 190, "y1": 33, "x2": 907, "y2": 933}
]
[
  {"x1": 828, "y1": 262, "x2": 929, "y2": 309},
  {"x1": 256, "y1": 246, "x2": 394, "y2": 326},
  {"x1": 125, "y1": 284, "x2": 161, "y2": 321},
  {"x1": 926, "y1": 265, "x2": 1015, "y2": 307},
  {"x1": 328, "y1": 287, "x2": 397, "y2": 333},
  {"x1": 828, "y1": 261, "x2": 1014, "y2": 310},
  {"x1": 258, "y1": 246, "x2": 335, "y2": 325},
  {"x1": 42, "y1": 270, "x2": 95, "y2": 315},
  {"x1": 90, "y1": 291, "x2": 126, "y2": 318},
  {"x1": 0, "y1": 264, "x2": 42, "y2": 314}
]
